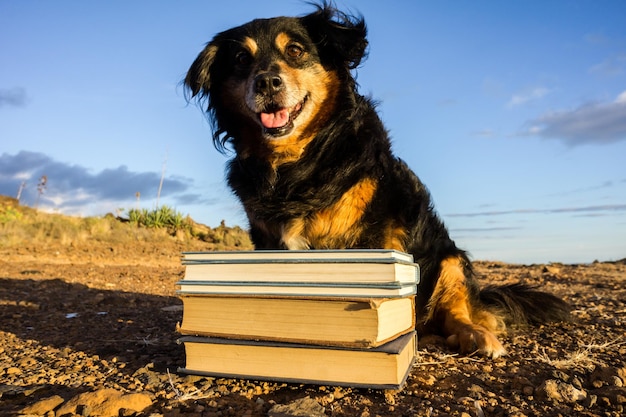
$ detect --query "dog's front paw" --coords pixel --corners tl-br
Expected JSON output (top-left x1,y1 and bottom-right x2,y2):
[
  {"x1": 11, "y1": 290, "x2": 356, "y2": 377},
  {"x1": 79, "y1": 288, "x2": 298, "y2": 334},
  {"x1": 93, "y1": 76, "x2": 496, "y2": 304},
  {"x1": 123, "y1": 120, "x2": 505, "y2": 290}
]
[{"x1": 445, "y1": 324, "x2": 506, "y2": 358}]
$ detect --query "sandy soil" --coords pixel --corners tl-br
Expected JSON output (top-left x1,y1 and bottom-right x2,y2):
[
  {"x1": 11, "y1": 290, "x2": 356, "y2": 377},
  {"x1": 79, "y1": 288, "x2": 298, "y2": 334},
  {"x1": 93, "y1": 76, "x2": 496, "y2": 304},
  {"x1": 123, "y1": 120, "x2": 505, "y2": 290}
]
[{"x1": 1, "y1": 240, "x2": 625, "y2": 416}]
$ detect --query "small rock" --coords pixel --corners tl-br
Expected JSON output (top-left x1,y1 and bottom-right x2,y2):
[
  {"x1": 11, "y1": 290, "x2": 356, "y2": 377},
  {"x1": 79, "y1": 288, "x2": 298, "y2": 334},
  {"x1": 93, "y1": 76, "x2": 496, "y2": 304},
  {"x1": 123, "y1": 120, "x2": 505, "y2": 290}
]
[
  {"x1": 133, "y1": 364, "x2": 165, "y2": 390},
  {"x1": 597, "y1": 387, "x2": 626, "y2": 405},
  {"x1": 590, "y1": 366, "x2": 623, "y2": 388},
  {"x1": 18, "y1": 356, "x2": 38, "y2": 367},
  {"x1": 55, "y1": 388, "x2": 153, "y2": 417},
  {"x1": 20, "y1": 395, "x2": 65, "y2": 415},
  {"x1": 268, "y1": 397, "x2": 325, "y2": 417},
  {"x1": 415, "y1": 374, "x2": 437, "y2": 386},
  {"x1": 5, "y1": 367, "x2": 22, "y2": 375},
  {"x1": 537, "y1": 379, "x2": 587, "y2": 403},
  {"x1": 542, "y1": 265, "x2": 561, "y2": 275},
  {"x1": 586, "y1": 394, "x2": 598, "y2": 408},
  {"x1": 332, "y1": 387, "x2": 347, "y2": 400},
  {"x1": 384, "y1": 390, "x2": 396, "y2": 405},
  {"x1": 84, "y1": 375, "x2": 97, "y2": 383},
  {"x1": 183, "y1": 374, "x2": 204, "y2": 384}
]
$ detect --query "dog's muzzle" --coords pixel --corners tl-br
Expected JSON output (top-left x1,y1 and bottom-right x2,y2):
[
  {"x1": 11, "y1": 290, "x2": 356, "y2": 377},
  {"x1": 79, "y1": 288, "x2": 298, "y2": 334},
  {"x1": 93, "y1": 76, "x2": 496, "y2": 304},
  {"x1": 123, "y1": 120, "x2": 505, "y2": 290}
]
[{"x1": 253, "y1": 72, "x2": 307, "y2": 137}]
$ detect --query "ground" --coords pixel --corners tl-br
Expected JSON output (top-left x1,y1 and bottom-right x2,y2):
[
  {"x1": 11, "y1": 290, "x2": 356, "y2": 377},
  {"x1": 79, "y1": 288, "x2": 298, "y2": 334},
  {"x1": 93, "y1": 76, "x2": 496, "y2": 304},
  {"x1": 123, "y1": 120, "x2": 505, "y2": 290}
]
[{"x1": 1, "y1": 237, "x2": 625, "y2": 416}]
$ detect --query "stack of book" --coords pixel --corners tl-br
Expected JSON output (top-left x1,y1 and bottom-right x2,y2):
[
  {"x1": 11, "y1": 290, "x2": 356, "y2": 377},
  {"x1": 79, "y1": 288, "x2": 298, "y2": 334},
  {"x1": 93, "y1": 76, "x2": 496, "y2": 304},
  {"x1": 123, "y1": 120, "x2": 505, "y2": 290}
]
[{"x1": 176, "y1": 249, "x2": 420, "y2": 389}]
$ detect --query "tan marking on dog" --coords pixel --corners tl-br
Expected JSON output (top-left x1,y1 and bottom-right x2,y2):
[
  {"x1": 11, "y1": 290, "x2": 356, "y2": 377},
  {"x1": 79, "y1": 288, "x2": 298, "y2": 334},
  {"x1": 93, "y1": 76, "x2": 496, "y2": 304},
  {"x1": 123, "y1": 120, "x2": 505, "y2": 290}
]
[
  {"x1": 426, "y1": 256, "x2": 471, "y2": 322},
  {"x1": 428, "y1": 256, "x2": 506, "y2": 358},
  {"x1": 243, "y1": 36, "x2": 258, "y2": 56},
  {"x1": 275, "y1": 32, "x2": 291, "y2": 52},
  {"x1": 305, "y1": 178, "x2": 377, "y2": 247},
  {"x1": 185, "y1": 44, "x2": 219, "y2": 94},
  {"x1": 280, "y1": 218, "x2": 309, "y2": 250},
  {"x1": 382, "y1": 224, "x2": 407, "y2": 251},
  {"x1": 473, "y1": 309, "x2": 506, "y2": 334},
  {"x1": 267, "y1": 63, "x2": 340, "y2": 168}
]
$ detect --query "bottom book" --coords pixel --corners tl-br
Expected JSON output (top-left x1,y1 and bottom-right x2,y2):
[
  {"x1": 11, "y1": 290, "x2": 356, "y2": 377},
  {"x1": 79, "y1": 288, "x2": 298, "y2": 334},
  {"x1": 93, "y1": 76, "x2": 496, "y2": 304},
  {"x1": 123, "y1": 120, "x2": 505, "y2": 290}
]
[{"x1": 178, "y1": 331, "x2": 416, "y2": 390}]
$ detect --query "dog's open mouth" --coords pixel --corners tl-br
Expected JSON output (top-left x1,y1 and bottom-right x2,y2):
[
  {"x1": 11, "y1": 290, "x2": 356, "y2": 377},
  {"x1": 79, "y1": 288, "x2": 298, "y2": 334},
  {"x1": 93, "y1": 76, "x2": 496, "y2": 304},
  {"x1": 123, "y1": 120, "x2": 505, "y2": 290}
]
[{"x1": 259, "y1": 96, "x2": 308, "y2": 137}]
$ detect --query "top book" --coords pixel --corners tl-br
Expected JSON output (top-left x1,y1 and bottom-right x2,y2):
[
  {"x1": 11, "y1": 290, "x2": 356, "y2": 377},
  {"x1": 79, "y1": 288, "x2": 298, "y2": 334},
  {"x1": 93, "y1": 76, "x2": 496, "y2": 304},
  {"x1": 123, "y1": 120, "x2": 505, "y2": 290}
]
[
  {"x1": 182, "y1": 249, "x2": 414, "y2": 263},
  {"x1": 181, "y1": 250, "x2": 420, "y2": 285}
]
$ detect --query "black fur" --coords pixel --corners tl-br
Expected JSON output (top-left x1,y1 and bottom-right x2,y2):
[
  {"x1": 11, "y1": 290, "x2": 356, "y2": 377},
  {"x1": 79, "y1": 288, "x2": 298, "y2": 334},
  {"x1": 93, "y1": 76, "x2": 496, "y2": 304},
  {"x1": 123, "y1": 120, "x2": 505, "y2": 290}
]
[{"x1": 480, "y1": 283, "x2": 571, "y2": 325}]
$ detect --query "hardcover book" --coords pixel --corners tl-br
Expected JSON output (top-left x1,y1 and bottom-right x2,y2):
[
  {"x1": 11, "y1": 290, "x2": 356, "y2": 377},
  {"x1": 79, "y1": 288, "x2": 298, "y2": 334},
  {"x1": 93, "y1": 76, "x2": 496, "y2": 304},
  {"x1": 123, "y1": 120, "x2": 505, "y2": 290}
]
[
  {"x1": 181, "y1": 249, "x2": 420, "y2": 286},
  {"x1": 178, "y1": 295, "x2": 415, "y2": 347},
  {"x1": 178, "y1": 331, "x2": 417, "y2": 390}
]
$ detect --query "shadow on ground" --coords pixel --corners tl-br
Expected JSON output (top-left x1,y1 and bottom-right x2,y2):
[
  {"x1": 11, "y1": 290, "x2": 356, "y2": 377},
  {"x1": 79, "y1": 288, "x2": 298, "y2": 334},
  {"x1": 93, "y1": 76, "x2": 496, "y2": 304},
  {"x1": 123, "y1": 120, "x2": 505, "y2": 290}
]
[{"x1": 0, "y1": 276, "x2": 183, "y2": 373}]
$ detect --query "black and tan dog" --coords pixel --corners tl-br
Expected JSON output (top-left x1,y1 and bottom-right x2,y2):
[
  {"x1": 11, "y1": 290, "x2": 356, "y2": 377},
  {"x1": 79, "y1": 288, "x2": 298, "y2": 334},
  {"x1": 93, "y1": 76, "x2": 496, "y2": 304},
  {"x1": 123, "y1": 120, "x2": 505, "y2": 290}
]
[{"x1": 185, "y1": 3, "x2": 570, "y2": 357}]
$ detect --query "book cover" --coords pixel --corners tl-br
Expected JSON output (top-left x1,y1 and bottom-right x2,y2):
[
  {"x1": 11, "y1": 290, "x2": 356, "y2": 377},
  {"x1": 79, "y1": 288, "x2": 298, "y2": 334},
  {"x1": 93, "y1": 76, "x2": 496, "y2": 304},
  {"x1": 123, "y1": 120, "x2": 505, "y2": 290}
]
[
  {"x1": 182, "y1": 249, "x2": 414, "y2": 263},
  {"x1": 181, "y1": 262, "x2": 419, "y2": 285},
  {"x1": 178, "y1": 295, "x2": 415, "y2": 347},
  {"x1": 176, "y1": 280, "x2": 417, "y2": 298},
  {"x1": 181, "y1": 250, "x2": 420, "y2": 286},
  {"x1": 178, "y1": 331, "x2": 417, "y2": 389}
]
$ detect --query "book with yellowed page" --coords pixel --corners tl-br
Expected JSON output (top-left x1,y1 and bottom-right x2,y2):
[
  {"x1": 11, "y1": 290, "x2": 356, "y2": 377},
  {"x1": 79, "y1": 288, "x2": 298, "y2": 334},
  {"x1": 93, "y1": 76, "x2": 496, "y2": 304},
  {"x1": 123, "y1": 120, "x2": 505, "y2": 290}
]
[
  {"x1": 176, "y1": 280, "x2": 416, "y2": 297},
  {"x1": 177, "y1": 295, "x2": 415, "y2": 348},
  {"x1": 178, "y1": 331, "x2": 417, "y2": 389},
  {"x1": 181, "y1": 249, "x2": 420, "y2": 285}
]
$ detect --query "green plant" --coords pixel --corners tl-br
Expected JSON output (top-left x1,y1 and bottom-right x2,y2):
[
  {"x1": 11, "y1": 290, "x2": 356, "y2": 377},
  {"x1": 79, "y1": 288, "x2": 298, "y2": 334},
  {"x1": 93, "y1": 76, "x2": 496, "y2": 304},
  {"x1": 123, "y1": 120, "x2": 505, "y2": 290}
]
[
  {"x1": 125, "y1": 205, "x2": 192, "y2": 233},
  {"x1": 128, "y1": 208, "x2": 143, "y2": 224},
  {"x1": 0, "y1": 206, "x2": 23, "y2": 223},
  {"x1": 146, "y1": 206, "x2": 170, "y2": 228},
  {"x1": 169, "y1": 211, "x2": 186, "y2": 230}
]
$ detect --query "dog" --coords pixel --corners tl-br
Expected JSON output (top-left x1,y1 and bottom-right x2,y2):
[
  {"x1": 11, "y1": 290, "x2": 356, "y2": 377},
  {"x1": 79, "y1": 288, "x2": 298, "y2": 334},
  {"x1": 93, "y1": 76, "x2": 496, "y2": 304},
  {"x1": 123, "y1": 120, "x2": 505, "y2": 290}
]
[{"x1": 184, "y1": 2, "x2": 570, "y2": 358}]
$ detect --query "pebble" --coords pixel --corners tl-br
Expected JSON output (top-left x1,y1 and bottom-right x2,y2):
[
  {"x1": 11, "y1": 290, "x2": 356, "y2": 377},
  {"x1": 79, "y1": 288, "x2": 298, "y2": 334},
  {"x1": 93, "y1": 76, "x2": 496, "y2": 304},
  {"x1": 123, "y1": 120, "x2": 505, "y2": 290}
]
[
  {"x1": 19, "y1": 395, "x2": 65, "y2": 415},
  {"x1": 536, "y1": 379, "x2": 587, "y2": 403},
  {"x1": 5, "y1": 367, "x2": 21, "y2": 375},
  {"x1": 268, "y1": 397, "x2": 325, "y2": 417},
  {"x1": 2, "y1": 256, "x2": 626, "y2": 416},
  {"x1": 55, "y1": 388, "x2": 153, "y2": 417}
]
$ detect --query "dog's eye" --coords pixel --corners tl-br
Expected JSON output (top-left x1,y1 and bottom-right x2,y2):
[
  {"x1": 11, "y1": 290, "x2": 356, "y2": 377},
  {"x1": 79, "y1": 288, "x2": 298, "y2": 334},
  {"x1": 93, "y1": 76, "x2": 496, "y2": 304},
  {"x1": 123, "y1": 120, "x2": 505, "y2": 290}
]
[
  {"x1": 286, "y1": 44, "x2": 304, "y2": 59},
  {"x1": 234, "y1": 51, "x2": 252, "y2": 66}
]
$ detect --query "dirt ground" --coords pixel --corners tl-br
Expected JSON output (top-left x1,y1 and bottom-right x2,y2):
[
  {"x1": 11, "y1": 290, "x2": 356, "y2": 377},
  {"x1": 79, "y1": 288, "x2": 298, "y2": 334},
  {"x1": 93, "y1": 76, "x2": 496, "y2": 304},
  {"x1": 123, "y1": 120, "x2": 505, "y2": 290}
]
[{"x1": 1, "y1": 239, "x2": 625, "y2": 417}]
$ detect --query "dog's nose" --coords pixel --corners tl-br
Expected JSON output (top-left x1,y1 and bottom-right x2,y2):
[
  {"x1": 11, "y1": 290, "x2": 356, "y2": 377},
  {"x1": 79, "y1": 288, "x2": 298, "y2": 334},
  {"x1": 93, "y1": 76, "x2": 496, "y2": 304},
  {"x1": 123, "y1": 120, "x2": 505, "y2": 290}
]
[{"x1": 254, "y1": 73, "x2": 283, "y2": 95}]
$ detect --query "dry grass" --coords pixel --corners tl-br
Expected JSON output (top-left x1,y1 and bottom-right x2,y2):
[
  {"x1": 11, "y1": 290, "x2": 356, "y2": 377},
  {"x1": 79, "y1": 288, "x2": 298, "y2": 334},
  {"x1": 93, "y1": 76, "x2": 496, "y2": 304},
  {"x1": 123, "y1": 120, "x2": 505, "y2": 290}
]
[
  {"x1": 0, "y1": 195, "x2": 252, "y2": 250},
  {"x1": 0, "y1": 209, "x2": 149, "y2": 247},
  {"x1": 166, "y1": 369, "x2": 214, "y2": 402},
  {"x1": 537, "y1": 338, "x2": 625, "y2": 371}
]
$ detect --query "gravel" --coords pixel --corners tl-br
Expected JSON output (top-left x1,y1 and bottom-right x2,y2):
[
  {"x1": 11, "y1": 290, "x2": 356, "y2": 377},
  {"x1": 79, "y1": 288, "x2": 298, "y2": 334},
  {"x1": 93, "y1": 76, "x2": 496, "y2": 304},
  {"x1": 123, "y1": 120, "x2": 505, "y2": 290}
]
[{"x1": 1, "y1": 244, "x2": 624, "y2": 417}]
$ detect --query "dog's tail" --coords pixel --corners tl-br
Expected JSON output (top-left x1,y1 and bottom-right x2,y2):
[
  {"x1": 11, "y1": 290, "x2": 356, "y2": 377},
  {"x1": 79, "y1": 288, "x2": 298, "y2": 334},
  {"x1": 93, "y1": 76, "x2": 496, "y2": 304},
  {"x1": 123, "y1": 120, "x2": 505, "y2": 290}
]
[{"x1": 479, "y1": 283, "x2": 571, "y2": 325}]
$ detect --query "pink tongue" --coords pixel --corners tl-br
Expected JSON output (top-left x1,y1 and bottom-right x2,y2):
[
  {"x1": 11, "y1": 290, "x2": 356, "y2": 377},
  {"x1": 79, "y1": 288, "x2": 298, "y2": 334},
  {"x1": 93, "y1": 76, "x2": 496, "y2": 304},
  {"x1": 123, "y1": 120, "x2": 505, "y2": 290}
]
[{"x1": 260, "y1": 109, "x2": 290, "y2": 129}]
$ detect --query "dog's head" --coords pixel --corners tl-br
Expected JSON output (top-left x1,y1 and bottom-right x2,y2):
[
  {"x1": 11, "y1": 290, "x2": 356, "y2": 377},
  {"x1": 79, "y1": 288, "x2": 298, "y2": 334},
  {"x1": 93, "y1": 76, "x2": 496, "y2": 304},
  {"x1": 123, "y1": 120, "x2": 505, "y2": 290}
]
[{"x1": 185, "y1": 3, "x2": 367, "y2": 159}]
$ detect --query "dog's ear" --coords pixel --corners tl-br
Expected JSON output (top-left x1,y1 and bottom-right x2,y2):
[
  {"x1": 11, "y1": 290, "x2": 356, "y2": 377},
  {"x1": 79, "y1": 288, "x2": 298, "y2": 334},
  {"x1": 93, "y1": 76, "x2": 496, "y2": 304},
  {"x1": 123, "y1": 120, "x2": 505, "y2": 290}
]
[
  {"x1": 185, "y1": 41, "x2": 230, "y2": 152},
  {"x1": 301, "y1": 2, "x2": 368, "y2": 70},
  {"x1": 184, "y1": 42, "x2": 219, "y2": 100}
]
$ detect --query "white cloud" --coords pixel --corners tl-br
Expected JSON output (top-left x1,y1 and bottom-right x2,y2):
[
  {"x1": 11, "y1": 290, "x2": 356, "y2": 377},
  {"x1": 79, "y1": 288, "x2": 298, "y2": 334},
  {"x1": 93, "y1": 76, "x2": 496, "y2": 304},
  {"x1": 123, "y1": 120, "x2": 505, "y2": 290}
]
[
  {"x1": 589, "y1": 53, "x2": 626, "y2": 76},
  {"x1": 447, "y1": 204, "x2": 626, "y2": 218},
  {"x1": 471, "y1": 128, "x2": 497, "y2": 138},
  {"x1": 522, "y1": 91, "x2": 626, "y2": 146},
  {"x1": 0, "y1": 87, "x2": 28, "y2": 108},
  {"x1": 0, "y1": 151, "x2": 208, "y2": 212},
  {"x1": 584, "y1": 33, "x2": 610, "y2": 45},
  {"x1": 507, "y1": 87, "x2": 550, "y2": 108}
]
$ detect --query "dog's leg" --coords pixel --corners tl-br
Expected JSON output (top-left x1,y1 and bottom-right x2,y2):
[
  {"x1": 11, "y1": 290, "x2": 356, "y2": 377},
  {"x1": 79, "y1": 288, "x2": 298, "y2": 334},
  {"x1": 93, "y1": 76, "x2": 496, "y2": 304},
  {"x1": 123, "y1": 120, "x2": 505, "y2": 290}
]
[
  {"x1": 428, "y1": 255, "x2": 506, "y2": 358},
  {"x1": 280, "y1": 218, "x2": 310, "y2": 250},
  {"x1": 382, "y1": 223, "x2": 407, "y2": 251}
]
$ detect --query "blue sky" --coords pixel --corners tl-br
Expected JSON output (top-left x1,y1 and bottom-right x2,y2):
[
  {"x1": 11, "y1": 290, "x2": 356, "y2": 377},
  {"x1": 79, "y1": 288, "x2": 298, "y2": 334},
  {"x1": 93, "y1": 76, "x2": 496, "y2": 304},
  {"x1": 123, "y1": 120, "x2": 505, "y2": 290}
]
[{"x1": 1, "y1": 1, "x2": 625, "y2": 264}]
